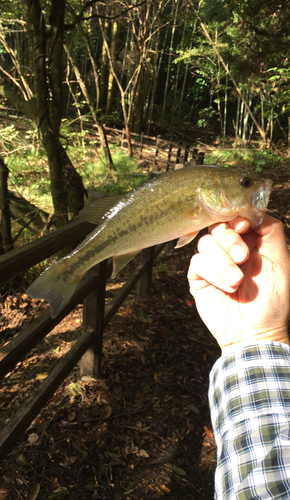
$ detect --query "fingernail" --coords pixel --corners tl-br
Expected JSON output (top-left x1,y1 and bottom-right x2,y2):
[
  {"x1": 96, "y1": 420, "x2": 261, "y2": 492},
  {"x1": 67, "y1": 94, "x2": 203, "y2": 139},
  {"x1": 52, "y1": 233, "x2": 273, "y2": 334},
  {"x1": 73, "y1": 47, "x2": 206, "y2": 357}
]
[
  {"x1": 235, "y1": 220, "x2": 247, "y2": 231},
  {"x1": 226, "y1": 267, "x2": 243, "y2": 285},
  {"x1": 230, "y1": 245, "x2": 246, "y2": 262}
]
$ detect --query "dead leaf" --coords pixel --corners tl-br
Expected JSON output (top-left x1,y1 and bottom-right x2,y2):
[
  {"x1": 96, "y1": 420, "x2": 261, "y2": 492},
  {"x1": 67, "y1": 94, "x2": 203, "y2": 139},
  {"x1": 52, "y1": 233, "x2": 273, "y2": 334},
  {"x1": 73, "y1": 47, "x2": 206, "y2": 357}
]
[
  {"x1": 121, "y1": 308, "x2": 133, "y2": 316},
  {"x1": 71, "y1": 440, "x2": 88, "y2": 457},
  {"x1": 28, "y1": 433, "x2": 39, "y2": 444},
  {"x1": 100, "y1": 405, "x2": 112, "y2": 419},
  {"x1": 28, "y1": 483, "x2": 40, "y2": 500},
  {"x1": 66, "y1": 382, "x2": 85, "y2": 397},
  {"x1": 154, "y1": 372, "x2": 162, "y2": 384},
  {"x1": 204, "y1": 426, "x2": 214, "y2": 439},
  {"x1": 35, "y1": 373, "x2": 48, "y2": 381},
  {"x1": 3, "y1": 476, "x2": 13, "y2": 484},
  {"x1": 98, "y1": 380, "x2": 109, "y2": 391},
  {"x1": 137, "y1": 449, "x2": 149, "y2": 458},
  {"x1": 16, "y1": 453, "x2": 28, "y2": 467},
  {"x1": 81, "y1": 376, "x2": 97, "y2": 383}
]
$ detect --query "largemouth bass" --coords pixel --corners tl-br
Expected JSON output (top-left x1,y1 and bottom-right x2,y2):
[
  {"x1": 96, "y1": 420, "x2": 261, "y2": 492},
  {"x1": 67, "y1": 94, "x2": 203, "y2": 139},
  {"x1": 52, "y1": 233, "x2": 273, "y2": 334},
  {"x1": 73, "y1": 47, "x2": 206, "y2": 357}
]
[{"x1": 27, "y1": 166, "x2": 272, "y2": 318}]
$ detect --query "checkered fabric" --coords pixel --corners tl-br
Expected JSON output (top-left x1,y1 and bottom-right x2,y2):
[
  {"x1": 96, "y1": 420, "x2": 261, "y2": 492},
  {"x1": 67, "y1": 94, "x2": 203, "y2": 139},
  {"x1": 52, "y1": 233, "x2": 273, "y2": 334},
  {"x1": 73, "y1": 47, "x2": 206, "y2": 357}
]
[{"x1": 209, "y1": 342, "x2": 290, "y2": 499}]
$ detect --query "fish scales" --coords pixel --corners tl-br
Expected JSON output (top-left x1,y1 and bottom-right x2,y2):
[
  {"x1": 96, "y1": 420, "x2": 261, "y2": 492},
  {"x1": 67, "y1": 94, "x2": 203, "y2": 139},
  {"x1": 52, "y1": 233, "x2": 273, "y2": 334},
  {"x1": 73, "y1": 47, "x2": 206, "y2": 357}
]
[{"x1": 27, "y1": 166, "x2": 272, "y2": 318}]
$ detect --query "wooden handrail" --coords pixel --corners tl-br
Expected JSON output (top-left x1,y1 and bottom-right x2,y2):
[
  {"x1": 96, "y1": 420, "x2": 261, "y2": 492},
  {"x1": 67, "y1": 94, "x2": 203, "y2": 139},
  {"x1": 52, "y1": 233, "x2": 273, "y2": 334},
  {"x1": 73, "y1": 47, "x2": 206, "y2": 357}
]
[{"x1": 0, "y1": 219, "x2": 96, "y2": 285}]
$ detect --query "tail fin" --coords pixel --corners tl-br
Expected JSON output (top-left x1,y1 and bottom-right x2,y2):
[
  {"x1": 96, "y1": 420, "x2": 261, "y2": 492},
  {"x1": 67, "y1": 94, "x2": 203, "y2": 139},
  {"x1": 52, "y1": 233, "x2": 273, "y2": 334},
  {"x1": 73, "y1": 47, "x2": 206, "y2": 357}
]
[{"x1": 27, "y1": 262, "x2": 78, "y2": 319}]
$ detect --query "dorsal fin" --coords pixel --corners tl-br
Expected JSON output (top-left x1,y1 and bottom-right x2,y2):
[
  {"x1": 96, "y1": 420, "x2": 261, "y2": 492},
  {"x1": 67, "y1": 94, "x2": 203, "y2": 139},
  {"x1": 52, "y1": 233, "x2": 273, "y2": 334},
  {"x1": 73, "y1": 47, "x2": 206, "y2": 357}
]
[{"x1": 78, "y1": 194, "x2": 124, "y2": 225}]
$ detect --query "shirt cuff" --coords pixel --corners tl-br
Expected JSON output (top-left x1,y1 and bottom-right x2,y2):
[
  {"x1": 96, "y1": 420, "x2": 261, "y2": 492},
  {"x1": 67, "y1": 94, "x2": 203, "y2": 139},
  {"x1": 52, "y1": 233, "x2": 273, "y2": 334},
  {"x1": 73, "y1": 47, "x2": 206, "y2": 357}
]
[{"x1": 209, "y1": 342, "x2": 290, "y2": 442}]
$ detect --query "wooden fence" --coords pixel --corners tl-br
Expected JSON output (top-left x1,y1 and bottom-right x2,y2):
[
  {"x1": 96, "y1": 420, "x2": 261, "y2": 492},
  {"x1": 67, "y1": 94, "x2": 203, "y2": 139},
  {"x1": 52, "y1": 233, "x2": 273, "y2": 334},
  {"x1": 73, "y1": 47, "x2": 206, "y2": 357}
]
[
  {"x1": 0, "y1": 217, "x2": 169, "y2": 461},
  {"x1": 0, "y1": 154, "x2": 205, "y2": 462},
  {"x1": 92, "y1": 126, "x2": 205, "y2": 169}
]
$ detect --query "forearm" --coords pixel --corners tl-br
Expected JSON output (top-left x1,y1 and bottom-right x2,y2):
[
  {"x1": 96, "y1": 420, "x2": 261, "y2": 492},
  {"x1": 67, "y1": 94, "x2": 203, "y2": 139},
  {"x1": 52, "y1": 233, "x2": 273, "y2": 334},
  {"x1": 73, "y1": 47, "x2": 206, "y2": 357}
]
[{"x1": 209, "y1": 342, "x2": 290, "y2": 499}]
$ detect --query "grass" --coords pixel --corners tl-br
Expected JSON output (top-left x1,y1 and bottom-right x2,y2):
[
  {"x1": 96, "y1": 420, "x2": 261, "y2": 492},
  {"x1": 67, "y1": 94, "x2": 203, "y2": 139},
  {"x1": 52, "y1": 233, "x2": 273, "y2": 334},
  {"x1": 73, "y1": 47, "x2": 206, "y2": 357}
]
[
  {"x1": 3, "y1": 124, "x2": 146, "y2": 213},
  {"x1": 205, "y1": 146, "x2": 290, "y2": 173}
]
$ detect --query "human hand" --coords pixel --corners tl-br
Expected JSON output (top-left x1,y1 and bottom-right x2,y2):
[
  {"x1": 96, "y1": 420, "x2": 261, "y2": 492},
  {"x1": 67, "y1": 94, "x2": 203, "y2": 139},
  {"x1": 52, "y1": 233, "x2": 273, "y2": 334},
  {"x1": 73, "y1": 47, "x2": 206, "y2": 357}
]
[{"x1": 187, "y1": 215, "x2": 290, "y2": 351}]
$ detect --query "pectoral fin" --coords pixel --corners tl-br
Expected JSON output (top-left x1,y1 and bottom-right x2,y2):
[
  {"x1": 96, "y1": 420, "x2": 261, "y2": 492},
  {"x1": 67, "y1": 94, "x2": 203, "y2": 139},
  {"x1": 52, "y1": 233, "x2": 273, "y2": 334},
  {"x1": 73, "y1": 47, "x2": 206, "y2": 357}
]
[
  {"x1": 112, "y1": 250, "x2": 142, "y2": 278},
  {"x1": 175, "y1": 231, "x2": 199, "y2": 249}
]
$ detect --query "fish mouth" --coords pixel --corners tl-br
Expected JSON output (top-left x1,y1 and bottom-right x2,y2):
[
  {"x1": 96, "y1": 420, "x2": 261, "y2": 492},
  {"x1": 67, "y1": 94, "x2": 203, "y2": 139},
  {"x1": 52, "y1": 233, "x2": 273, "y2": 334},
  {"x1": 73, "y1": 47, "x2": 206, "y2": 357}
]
[{"x1": 249, "y1": 179, "x2": 273, "y2": 228}]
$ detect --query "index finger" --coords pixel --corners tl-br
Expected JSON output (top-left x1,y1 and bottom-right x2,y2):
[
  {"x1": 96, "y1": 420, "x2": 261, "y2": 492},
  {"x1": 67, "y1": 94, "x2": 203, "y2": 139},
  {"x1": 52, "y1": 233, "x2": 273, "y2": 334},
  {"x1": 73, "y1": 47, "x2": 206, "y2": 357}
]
[
  {"x1": 209, "y1": 216, "x2": 251, "y2": 235},
  {"x1": 208, "y1": 221, "x2": 250, "y2": 264}
]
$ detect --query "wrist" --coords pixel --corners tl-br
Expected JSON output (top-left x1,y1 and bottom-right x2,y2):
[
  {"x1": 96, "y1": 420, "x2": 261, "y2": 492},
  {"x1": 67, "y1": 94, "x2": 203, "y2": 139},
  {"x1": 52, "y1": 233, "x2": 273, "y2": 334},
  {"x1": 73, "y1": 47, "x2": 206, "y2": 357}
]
[{"x1": 221, "y1": 328, "x2": 290, "y2": 356}]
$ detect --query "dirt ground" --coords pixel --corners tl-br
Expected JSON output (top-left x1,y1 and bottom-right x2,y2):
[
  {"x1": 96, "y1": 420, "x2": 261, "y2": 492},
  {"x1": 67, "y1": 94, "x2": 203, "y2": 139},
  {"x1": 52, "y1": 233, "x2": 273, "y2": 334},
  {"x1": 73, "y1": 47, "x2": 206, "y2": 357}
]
[{"x1": 0, "y1": 161, "x2": 290, "y2": 500}]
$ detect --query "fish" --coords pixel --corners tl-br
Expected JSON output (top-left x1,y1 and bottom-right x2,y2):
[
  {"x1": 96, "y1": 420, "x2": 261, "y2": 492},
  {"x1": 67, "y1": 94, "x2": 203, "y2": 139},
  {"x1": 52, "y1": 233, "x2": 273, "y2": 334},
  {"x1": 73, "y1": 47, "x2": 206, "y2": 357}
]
[{"x1": 27, "y1": 166, "x2": 272, "y2": 318}]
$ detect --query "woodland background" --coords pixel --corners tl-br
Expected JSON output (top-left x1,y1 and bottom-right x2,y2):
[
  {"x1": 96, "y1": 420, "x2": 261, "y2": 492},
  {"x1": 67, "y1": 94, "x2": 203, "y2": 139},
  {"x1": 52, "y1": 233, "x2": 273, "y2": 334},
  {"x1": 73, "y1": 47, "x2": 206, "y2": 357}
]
[
  {"x1": 1, "y1": 0, "x2": 290, "y2": 246},
  {"x1": 1, "y1": 1, "x2": 290, "y2": 499}
]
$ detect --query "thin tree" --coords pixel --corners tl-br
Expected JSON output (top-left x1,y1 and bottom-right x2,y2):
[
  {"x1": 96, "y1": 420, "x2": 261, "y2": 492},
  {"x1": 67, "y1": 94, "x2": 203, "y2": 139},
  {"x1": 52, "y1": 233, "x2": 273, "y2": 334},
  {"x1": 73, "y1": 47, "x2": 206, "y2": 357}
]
[
  {"x1": 64, "y1": 44, "x2": 115, "y2": 172},
  {"x1": 0, "y1": 157, "x2": 13, "y2": 253},
  {"x1": 199, "y1": 20, "x2": 267, "y2": 144}
]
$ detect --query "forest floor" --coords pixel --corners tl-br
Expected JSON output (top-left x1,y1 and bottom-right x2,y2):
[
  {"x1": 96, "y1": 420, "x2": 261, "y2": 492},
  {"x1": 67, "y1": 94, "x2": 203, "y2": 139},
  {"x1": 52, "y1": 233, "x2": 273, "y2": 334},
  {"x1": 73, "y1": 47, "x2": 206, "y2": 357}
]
[{"x1": 0, "y1": 158, "x2": 290, "y2": 500}]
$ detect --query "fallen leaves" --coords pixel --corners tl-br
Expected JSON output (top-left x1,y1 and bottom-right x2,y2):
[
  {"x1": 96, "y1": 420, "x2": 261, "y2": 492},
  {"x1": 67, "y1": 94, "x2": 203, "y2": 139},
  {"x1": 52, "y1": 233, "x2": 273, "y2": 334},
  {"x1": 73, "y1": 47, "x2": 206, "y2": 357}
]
[
  {"x1": 28, "y1": 483, "x2": 40, "y2": 500},
  {"x1": 27, "y1": 433, "x2": 39, "y2": 445}
]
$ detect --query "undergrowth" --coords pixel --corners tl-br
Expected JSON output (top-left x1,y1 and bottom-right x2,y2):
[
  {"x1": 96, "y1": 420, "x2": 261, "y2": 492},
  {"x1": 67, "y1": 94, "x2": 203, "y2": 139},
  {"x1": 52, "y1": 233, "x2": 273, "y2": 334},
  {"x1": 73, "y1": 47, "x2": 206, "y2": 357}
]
[
  {"x1": 205, "y1": 146, "x2": 290, "y2": 172},
  {"x1": 2, "y1": 123, "x2": 290, "y2": 218},
  {"x1": 2, "y1": 123, "x2": 145, "y2": 213}
]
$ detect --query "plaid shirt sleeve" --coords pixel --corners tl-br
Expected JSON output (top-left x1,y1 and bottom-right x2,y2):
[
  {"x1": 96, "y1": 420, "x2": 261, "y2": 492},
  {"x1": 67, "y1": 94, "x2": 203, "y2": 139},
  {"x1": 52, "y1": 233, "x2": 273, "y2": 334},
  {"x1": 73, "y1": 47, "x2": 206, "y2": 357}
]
[{"x1": 209, "y1": 342, "x2": 290, "y2": 500}]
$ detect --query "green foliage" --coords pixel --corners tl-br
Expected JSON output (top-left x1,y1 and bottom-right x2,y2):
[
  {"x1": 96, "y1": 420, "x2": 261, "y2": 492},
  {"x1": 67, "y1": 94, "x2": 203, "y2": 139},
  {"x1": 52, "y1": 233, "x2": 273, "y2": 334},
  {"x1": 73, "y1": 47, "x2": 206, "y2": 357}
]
[
  {"x1": 1, "y1": 121, "x2": 147, "y2": 215},
  {"x1": 0, "y1": 125, "x2": 52, "y2": 209},
  {"x1": 206, "y1": 147, "x2": 290, "y2": 173},
  {"x1": 196, "y1": 107, "x2": 216, "y2": 128}
]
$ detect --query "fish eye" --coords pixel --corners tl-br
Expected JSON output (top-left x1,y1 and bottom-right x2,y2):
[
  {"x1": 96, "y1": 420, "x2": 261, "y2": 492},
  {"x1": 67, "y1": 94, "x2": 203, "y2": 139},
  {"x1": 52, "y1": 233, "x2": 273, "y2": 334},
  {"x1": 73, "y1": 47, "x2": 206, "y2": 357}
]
[{"x1": 240, "y1": 176, "x2": 252, "y2": 188}]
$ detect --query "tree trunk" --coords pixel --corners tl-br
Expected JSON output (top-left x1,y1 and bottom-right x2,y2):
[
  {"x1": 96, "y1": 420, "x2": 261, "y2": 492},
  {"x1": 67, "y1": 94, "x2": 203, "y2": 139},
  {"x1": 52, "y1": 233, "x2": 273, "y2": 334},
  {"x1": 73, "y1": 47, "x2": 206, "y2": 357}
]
[
  {"x1": 162, "y1": 0, "x2": 179, "y2": 124},
  {"x1": 100, "y1": 17, "x2": 109, "y2": 111},
  {"x1": 0, "y1": 157, "x2": 13, "y2": 254},
  {"x1": 106, "y1": 18, "x2": 118, "y2": 114},
  {"x1": 223, "y1": 72, "x2": 228, "y2": 148},
  {"x1": 22, "y1": 0, "x2": 85, "y2": 226}
]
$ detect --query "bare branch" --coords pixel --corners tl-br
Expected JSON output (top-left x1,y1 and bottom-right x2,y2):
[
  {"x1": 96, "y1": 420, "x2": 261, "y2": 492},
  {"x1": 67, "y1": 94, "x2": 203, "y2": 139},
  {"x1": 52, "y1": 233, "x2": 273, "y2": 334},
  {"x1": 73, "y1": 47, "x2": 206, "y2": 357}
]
[
  {"x1": 64, "y1": 0, "x2": 147, "y2": 29},
  {"x1": 0, "y1": 32, "x2": 33, "y2": 100}
]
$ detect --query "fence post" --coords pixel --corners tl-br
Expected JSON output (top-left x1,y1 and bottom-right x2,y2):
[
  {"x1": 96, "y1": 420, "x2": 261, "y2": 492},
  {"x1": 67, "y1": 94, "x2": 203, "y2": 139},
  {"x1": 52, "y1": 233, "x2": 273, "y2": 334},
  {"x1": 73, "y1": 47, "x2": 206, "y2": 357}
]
[
  {"x1": 166, "y1": 142, "x2": 173, "y2": 171},
  {"x1": 139, "y1": 132, "x2": 144, "y2": 160},
  {"x1": 176, "y1": 142, "x2": 182, "y2": 163},
  {"x1": 137, "y1": 247, "x2": 155, "y2": 296},
  {"x1": 154, "y1": 135, "x2": 161, "y2": 166},
  {"x1": 197, "y1": 151, "x2": 205, "y2": 165},
  {"x1": 192, "y1": 148, "x2": 198, "y2": 160},
  {"x1": 184, "y1": 144, "x2": 189, "y2": 165},
  {"x1": 79, "y1": 259, "x2": 107, "y2": 377}
]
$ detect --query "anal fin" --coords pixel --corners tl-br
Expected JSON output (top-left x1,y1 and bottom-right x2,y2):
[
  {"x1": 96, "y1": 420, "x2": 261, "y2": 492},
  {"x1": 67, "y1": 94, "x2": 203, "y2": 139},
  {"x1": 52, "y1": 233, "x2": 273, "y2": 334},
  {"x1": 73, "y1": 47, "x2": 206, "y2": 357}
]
[{"x1": 112, "y1": 250, "x2": 142, "y2": 278}]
